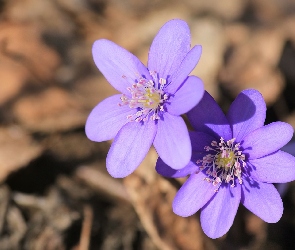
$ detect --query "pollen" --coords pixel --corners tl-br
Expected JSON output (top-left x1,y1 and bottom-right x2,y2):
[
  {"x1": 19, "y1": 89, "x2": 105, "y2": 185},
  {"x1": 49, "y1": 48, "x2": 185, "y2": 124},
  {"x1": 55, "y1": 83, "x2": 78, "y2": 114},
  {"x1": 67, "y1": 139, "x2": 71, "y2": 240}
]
[
  {"x1": 197, "y1": 137, "x2": 246, "y2": 192},
  {"x1": 215, "y1": 150, "x2": 235, "y2": 169},
  {"x1": 139, "y1": 88, "x2": 161, "y2": 109},
  {"x1": 119, "y1": 71, "x2": 169, "y2": 122}
]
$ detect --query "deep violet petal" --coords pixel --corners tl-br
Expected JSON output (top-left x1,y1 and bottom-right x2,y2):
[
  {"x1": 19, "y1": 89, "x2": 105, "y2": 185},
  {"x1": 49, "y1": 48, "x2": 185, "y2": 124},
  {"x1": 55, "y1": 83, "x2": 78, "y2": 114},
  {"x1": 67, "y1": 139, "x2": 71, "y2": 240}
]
[
  {"x1": 187, "y1": 91, "x2": 232, "y2": 140},
  {"x1": 227, "y1": 89, "x2": 266, "y2": 142},
  {"x1": 156, "y1": 157, "x2": 199, "y2": 178}
]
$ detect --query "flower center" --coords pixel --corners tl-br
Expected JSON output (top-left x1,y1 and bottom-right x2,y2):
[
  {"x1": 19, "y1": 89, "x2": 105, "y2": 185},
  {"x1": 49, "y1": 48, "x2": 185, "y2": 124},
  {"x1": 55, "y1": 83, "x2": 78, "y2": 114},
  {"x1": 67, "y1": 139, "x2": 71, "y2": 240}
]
[
  {"x1": 140, "y1": 87, "x2": 162, "y2": 109},
  {"x1": 196, "y1": 137, "x2": 246, "y2": 192},
  {"x1": 119, "y1": 71, "x2": 168, "y2": 122},
  {"x1": 215, "y1": 150, "x2": 235, "y2": 169}
]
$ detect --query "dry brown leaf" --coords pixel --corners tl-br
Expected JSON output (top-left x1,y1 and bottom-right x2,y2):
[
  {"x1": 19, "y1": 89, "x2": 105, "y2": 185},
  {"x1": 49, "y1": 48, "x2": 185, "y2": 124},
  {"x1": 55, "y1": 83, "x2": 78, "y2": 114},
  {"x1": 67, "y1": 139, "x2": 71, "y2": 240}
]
[
  {"x1": 0, "y1": 54, "x2": 29, "y2": 105},
  {"x1": 106, "y1": 2, "x2": 190, "y2": 52},
  {"x1": 14, "y1": 188, "x2": 79, "y2": 250},
  {"x1": 0, "y1": 185, "x2": 10, "y2": 234},
  {"x1": 182, "y1": 0, "x2": 247, "y2": 21},
  {"x1": 75, "y1": 165, "x2": 130, "y2": 203},
  {"x1": 0, "y1": 22, "x2": 61, "y2": 83},
  {"x1": 283, "y1": 16, "x2": 295, "y2": 47},
  {"x1": 4, "y1": 0, "x2": 76, "y2": 36},
  {"x1": 0, "y1": 126, "x2": 42, "y2": 182},
  {"x1": 13, "y1": 87, "x2": 86, "y2": 132},
  {"x1": 220, "y1": 27, "x2": 285, "y2": 105},
  {"x1": 190, "y1": 17, "x2": 227, "y2": 100},
  {"x1": 73, "y1": 76, "x2": 119, "y2": 111},
  {"x1": 0, "y1": 204, "x2": 27, "y2": 249},
  {"x1": 250, "y1": 0, "x2": 295, "y2": 23},
  {"x1": 284, "y1": 111, "x2": 295, "y2": 130}
]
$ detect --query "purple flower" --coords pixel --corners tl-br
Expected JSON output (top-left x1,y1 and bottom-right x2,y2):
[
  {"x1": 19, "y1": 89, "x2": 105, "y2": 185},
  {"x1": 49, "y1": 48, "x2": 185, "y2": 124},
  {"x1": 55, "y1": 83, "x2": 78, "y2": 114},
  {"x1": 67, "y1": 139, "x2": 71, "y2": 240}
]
[
  {"x1": 86, "y1": 19, "x2": 204, "y2": 178},
  {"x1": 277, "y1": 141, "x2": 295, "y2": 196},
  {"x1": 156, "y1": 89, "x2": 295, "y2": 239},
  {"x1": 282, "y1": 141, "x2": 295, "y2": 156}
]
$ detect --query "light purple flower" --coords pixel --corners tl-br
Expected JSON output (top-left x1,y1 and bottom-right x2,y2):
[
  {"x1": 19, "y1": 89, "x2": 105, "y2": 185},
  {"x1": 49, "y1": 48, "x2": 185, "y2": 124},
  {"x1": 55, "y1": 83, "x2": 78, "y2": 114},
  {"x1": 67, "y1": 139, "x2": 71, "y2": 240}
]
[
  {"x1": 156, "y1": 89, "x2": 295, "y2": 239},
  {"x1": 86, "y1": 19, "x2": 204, "y2": 178}
]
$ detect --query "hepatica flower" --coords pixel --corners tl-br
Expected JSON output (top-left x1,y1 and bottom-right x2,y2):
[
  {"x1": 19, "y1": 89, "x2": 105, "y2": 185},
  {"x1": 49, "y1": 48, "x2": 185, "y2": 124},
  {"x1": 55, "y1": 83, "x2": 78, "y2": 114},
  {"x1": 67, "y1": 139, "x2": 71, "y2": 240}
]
[
  {"x1": 86, "y1": 19, "x2": 204, "y2": 177},
  {"x1": 277, "y1": 141, "x2": 295, "y2": 196},
  {"x1": 156, "y1": 89, "x2": 295, "y2": 239}
]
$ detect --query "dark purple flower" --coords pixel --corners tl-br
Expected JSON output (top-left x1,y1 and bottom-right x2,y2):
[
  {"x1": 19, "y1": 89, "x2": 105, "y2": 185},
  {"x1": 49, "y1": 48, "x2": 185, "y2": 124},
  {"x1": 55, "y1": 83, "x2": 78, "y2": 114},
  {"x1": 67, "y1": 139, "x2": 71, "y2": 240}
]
[
  {"x1": 277, "y1": 141, "x2": 295, "y2": 196},
  {"x1": 86, "y1": 19, "x2": 204, "y2": 178},
  {"x1": 282, "y1": 141, "x2": 295, "y2": 156},
  {"x1": 156, "y1": 89, "x2": 295, "y2": 239}
]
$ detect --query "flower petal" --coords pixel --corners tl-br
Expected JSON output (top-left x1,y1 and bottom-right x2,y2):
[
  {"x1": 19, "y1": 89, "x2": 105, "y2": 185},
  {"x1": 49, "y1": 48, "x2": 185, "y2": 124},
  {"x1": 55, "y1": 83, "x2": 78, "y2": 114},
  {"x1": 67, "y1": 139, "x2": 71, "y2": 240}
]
[
  {"x1": 92, "y1": 39, "x2": 151, "y2": 95},
  {"x1": 153, "y1": 113, "x2": 191, "y2": 169},
  {"x1": 166, "y1": 45, "x2": 202, "y2": 94},
  {"x1": 85, "y1": 94, "x2": 134, "y2": 141},
  {"x1": 282, "y1": 141, "x2": 295, "y2": 155},
  {"x1": 106, "y1": 119, "x2": 156, "y2": 178},
  {"x1": 187, "y1": 91, "x2": 232, "y2": 140},
  {"x1": 241, "y1": 179, "x2": 283, "y2": 223},
  {"x1": 148, "y1": 19, "x2": 190, "y2": 81},
  {"x1": 242, "y1": 122, "x2": 294, "y2": 159},
  {"x1": 173, "y1": 172, "x2": 216, "y2": 217},
  {"x1": 156, "y1": 158, "x2": 199, "y2": 178},
  {"x1": 248, "y1": 150, "x2": 295, "y2": 183},
  {"x1": 200, "y1": 184, "x2": 241, "y2": 239},
  {"x1": 167, "y1": 76, "x2": 204, "y2": 116},
  {"x1": 276, "y1": 183, "x2": 289, "y2": 197},
  {"x1": 189, "y1": 131, "x2": 217, "y2": 152},
  {"x1": 227, "y1": 89, "x2": 266, "y2": 142}
]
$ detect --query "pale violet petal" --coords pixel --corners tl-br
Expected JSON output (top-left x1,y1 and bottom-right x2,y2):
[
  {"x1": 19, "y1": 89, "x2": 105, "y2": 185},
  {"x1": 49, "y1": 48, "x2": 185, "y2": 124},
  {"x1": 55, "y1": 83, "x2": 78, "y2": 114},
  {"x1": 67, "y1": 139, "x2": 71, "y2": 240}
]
[
  {"x1": 153, "y1": 113, "x2": 191, "y2": 170},
  {"x1": 248, "y1": 150, "x2": 295, "y2": 183},
  {"x1": 93, "y1": 39, "x2": 151, "y2": 95},
  {"x1": 148, "y1": 19, "x2": 191, "y2": 81},
  {"x1": 166, "y1": 45, "x2": 202, "y2": 94},
  {"x1": 242, "y1": 122, "x2": 294, "y2": 159},
  {"x1": 173, "y1": 172, "x2": 216, "y2": 217},
  {"x1": 168, "y1": 76, "x2": 204, "y2": 116},
  {"x1": 85, "y1": 94, "x2": 134, "y2": 141},
  {"x1": 200, "y1": 184, "x2": 241, "y2": 239},
  {"x1": 107, "y1": 119, "x2": 156, "y2": 178},
  {"x1": 241, "y1": 178, "x2": 283, "y2": 223}
]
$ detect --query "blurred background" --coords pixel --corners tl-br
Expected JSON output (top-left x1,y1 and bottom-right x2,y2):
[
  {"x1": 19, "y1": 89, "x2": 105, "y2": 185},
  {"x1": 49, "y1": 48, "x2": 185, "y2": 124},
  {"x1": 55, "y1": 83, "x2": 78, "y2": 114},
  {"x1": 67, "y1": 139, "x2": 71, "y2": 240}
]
[{"x1": 0, "y1": 0, "x2": 295, "y2": 249}]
